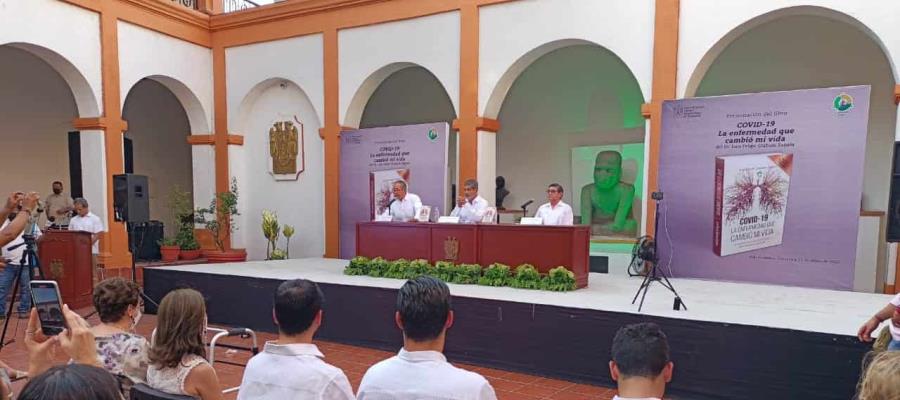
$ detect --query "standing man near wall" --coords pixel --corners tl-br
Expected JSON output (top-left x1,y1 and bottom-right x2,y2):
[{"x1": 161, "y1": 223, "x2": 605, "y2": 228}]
[
  {"x1": 69, "y1": 198, "x2": 104, "y2": 283},
  {"x1": 44, "y1": 181, "x2": 74, "y2": 229}
]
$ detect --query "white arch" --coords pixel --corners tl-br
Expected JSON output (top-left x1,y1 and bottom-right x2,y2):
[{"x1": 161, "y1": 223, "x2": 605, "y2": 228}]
[
  {"x1": 233, "y1": 77, "x2": 321, "y2": 135},
  {"x1": 123, "y1": 76, "x2": 210, "y2": 135},
  {"x1": 343, "y1": 62, "x2": 454, "y2": 129},
  {"x1": 684, "y1": 5, "x2": 898, "y2": 97},
  {"x1": 482, "y1": 39, "x2": 645, "y2": 120},
  {"x1": 3, "y1": 42, "x2": 100, "y2": 117}
]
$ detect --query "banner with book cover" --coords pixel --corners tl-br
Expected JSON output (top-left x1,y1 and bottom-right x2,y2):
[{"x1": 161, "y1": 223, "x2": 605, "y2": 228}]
[
  {"x1": 657, "y1": 86, "x2": 870, "y2": 290},
  {"x1": 339, "y1": 123, "x2": 450, "y2": 259}
]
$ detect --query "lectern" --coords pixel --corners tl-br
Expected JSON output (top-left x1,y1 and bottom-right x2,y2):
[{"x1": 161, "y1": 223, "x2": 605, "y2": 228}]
[{"x1": 38, "y1": 230, "x2": 94, "y2": 309}]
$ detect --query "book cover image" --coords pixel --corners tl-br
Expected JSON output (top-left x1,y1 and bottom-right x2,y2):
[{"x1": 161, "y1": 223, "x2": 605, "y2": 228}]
[
  {"x1": 369, "y1": 169, "x2": 410, "y2": 219},
  {"x1": 714, "y1": 153, "x2": 793, "y2": 256}
]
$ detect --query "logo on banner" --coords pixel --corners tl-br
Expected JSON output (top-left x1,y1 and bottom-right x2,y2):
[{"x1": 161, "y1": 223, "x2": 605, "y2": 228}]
[
  {"x1": 833, "y1": 93, "x2": 854, "y2": 113},
  {"x1": 427, "y1": 128, "x2": 438, "y2": 141}
]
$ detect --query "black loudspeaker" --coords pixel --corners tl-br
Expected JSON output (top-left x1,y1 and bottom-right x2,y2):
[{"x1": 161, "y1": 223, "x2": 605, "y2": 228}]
[{"x1": 113, "y1": 174, "x2": 150, "y2": 223}]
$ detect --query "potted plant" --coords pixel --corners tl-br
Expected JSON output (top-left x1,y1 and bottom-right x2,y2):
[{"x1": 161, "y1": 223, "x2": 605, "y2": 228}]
[
  {"x1": 177, "y1": 228, "x2": 201, "y2": 260},
  {"x1": 167, "y1": 186, "x2": 202, "y2": 261},
  {"x1": 195, "y1": 178, "x2": 246, "y2": 263},
  {"x1": 158, "y1": 237, "x2": 180, "y2": 263},
  {"x1": 262, "y1": 210, "x2": 295, "y2": 260}
]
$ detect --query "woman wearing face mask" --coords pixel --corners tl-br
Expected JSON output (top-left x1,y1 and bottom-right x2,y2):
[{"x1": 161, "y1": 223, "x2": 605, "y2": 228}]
[
  {"x1": 147, "y1": 288, "x2": 222, "y2": 400},
  {"x1": 90, "y1": 277, "x2": 149, "y2": 396}
]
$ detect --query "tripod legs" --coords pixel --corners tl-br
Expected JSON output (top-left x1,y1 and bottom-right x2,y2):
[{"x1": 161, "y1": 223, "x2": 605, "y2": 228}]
[{"x1": 631, "y1": 263, "x2": 688, "y2": 312}]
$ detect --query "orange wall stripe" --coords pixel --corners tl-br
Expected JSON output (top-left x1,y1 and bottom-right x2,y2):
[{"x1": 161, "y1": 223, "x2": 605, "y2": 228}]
[
  {"x1": 452, "y1": 117, "x2": 499, "y2": 133},
  {"x1": 455, "y1": 3, "x2": 480, "y2": 188},
  {"x1": 323, "y1": 28, "x2": 341, "y2": 257},
  {"x1": 211, "y1": 43, "x2": 231, "y2": 249},
  {"x1": 186, "y1": 135, "x2": 216, "y2": 145},
  {"x1": 60, "y1": 0, "x2": 212, "y2": 48},
  {"x1": 646, "y1": 0, "x2": 680, "y2": 236},
  {"x1": 99, "y1": 11, "x2": 131, "y2": 268},
  {"x1": 73, "y1": 117, "x2": 109, "y2": 130},
  {"x1": 226, "y1": 134, "x2": 244, "y2": 145}
]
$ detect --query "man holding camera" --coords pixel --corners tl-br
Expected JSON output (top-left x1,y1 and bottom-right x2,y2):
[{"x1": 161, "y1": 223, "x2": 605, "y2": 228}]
[
  {"x1": 0, "y1": 192, "x2": 40, "y2": 250},
  {"x1": 0, "y1": 207, "x2": 42, "y2": 319},
  {"x1": 0, "y1": 192, "x2": 41, "y2": 320}
]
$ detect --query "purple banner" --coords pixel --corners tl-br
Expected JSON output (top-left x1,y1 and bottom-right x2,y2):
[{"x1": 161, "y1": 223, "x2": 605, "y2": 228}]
[
  {"x1": 339, "y1": 123, "x2": 449, "y2": 259},
  {"x1": 658, "y1": 86, "x2": 870, "y2": 290}
]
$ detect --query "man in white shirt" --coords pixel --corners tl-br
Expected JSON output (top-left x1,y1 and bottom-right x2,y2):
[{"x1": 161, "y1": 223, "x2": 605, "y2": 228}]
[
  {"x1": 68, "y1": 198, "x2": 104, "y2": 283},
  {"x1": 238, "y1": 279, "x2": 354, "y2": 400},
  {"x1": 389, "y1": 181, "x2": 422, "y2": 222},
  {"x1": 450, "y1": 179, "x2": 489, "y2": 223},
  {"x1": 533, "y1": 183, "x2": 574, "y2": 226},
  {"x1": 0, "y1": 211, "x2": 42, "y2": 319},
  {"x1": 358, "y1": 276, "x2": 497, "y2": 400},
  {"x1": 609, "y1": 323, "x2": 673, "y2": 400}
]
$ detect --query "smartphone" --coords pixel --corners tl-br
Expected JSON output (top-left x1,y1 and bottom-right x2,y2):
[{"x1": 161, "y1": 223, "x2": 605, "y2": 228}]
[{"x1": 29, "y1": 281, "x2": 67, "y2": 335}]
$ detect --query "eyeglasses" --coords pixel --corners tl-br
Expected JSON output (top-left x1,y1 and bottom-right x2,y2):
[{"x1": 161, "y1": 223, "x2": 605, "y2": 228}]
[{"x1": 546, "y1": 190, "x2": 559, "y2": 193}]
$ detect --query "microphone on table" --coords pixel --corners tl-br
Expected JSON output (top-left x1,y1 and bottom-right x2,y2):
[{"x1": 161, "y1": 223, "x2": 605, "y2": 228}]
[{"x1": 520, "y1": 199, "x2": 534, "y2": 217}]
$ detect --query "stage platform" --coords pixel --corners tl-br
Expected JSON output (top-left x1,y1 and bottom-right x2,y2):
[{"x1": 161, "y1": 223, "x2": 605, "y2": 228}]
[{"x1": 144, "y1": 258, "x2": 887, "y2": 400}]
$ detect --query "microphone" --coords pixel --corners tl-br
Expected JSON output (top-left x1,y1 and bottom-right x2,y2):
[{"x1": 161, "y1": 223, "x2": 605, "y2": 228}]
[
  {"x1": 520, "y1": 199, "x2": 534, "y2": 209},
  {"x1": 387, "y1": 198, "x2": 397, "y2": 215}
]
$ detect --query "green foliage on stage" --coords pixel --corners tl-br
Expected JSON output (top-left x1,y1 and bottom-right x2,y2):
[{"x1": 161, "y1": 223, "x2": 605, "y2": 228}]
[
  {"x1": 544, "y1": 267, "x2": 577, "y2": 292},
  {"x1": 510, "y1": 264, "x2": 543, "y2": 290},
  {"x1": 478, "y1": 263, "x2": 511, "y2": 287},
  {"x1": 343, "y1": 258, "x2": 577, "y2": 292}
]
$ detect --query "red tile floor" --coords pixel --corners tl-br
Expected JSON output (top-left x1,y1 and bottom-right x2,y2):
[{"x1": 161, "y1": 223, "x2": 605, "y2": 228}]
[{"x1": 0, "y1": 308, "x2": 617, "y2": 399}]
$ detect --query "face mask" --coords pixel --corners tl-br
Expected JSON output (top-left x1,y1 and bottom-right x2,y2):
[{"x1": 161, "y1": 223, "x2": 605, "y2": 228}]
[
  {"x1": 52, "y1": 189, "x2": 62, "y2": 195},
  {"x1": 130, "y1": 307, "x2": 142, "y2": 331}
]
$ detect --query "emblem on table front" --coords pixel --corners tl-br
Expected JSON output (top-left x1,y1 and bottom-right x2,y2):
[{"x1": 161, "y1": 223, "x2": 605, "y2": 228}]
[
  {"x1": 444, "y1": 237, "x2": 459, "y2": 261},
  {"x1": 50, "y1": 259, "x2": 64, "y2": 279}
]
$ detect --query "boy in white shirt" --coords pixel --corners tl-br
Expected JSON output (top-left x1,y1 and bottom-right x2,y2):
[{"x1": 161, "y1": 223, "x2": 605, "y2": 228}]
[
  {"x1": 857, "y1": 293, "x2": 900, "y2": 350},
  {"x1": 609, "y1": 323, "x2": 674, "y2": 400},
  {"x1": 358, "y1": 276, "x2": 497, "y2": 400}
]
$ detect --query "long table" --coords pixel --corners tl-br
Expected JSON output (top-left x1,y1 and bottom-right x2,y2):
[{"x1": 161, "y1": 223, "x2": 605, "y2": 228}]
[{"x1": 356, "y1": 222, "x2": 590, "y2": 288}]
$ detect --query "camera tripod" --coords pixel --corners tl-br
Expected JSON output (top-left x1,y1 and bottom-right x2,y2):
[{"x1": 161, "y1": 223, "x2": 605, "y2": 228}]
[
  {"x1": 631, "y1": 193, "x2": 687, "y2": 312},
  {"x1": 0, "y1": 235, "x2": 43, "y2": 348}
]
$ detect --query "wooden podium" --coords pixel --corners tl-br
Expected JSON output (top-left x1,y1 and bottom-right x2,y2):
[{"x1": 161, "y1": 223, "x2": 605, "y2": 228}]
[
  {"x1": 37, "y1": 230, "x2": 93, "y2": 309},
  {"x1": 357, "y1": 222, "x2": 590, "y2": 288}
]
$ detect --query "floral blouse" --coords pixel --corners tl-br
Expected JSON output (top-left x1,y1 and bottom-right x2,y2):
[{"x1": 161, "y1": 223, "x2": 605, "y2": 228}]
[{"x1": 95, "y1": 332, "x2": 150, "y2": 393}]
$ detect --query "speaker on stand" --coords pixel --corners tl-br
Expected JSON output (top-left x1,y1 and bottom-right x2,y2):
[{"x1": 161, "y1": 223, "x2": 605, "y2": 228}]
[{"x1": 112, "y1": 174, "x2": 158, "y2": 308}]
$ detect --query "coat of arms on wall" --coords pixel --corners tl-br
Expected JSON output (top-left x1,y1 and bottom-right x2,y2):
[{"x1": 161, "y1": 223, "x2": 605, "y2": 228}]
[
  {"x1": 444, "y1": 236, "x2": 459, "y2": 261},
  {"x1": 268, "y1": 118, "x2": 305, "y2": 181}
]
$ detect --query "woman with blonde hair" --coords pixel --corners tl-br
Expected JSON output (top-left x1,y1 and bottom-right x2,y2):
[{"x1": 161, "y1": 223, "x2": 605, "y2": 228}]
[
  {"x1": 858, "y1": 350, "x2": 900, "y2": 399},
  {"x1": 147, "y1": 288, "x2": 222, "y2": 400}
]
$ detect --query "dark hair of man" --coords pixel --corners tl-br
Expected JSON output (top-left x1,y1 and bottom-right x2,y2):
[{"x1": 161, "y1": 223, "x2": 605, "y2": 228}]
[
  {"x1": 397, "y1": 276, "x2": 451, "y2": 341},
  {"x1": 19, "y1": 364, "x2": 122, "y2": 400},
  {"x1": 274, "y1": 279, "x2": 324, "y2": 335},
  {"x1": 611, "y1": 322, "x2": 670, "y2": 378},
  {"x1": 549, "y1": 183, "x2": 564, "y2": 194},
  {"x1": 52, "y1": 181, "x2": 63, "y2": 187}
]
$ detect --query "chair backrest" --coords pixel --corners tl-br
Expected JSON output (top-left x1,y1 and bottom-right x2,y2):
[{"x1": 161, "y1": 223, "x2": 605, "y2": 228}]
[{"x1": 129, "y1": 383, "x2": 197, "y2": 400}]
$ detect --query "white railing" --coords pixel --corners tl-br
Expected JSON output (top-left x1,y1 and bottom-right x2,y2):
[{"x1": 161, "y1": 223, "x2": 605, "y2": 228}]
[{"x1": 223, "y1": 0, "x2": 260, "y2": 13}]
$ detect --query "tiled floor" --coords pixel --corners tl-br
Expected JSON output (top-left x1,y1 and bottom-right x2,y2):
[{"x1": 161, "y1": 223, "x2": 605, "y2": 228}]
[{"x1": 0, "y1": 309, "x2": 616, "y2": 399}]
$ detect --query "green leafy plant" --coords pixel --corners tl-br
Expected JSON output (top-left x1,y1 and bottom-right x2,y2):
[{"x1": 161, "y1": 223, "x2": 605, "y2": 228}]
[
  {"x1": 176, "y1": 228, "x2": 200, "y2": 251},
  {"x1": 261, "y1": 210, "x2": 297, "y2": 260},
  {"x1": 478, "y1": 263, "x2": 511, "y2": 287},
  {"x1": 434, "y1": 261, "x2": 456, "y2": 282},
  {"x1": 511, "y1": 264, "x2": 543, "y2": 290},
  {"x1": 195, "y1": 177, "x2": 240, "y2": 251},
  {"x1": 157, "y1": 237, "x2": 178, "y2": 247},
  {"x1": 283, "y1": 225, "x2": 295, "y2": 259},
  {"x1": 543, "y1": 266, "x2": 576, "y2": 291},
  {"x1": 368, "y1": 257, "x2": 390, "y2": 278},
  {"x1": 455, "y1": 264, "x2": 483, "y2": 284},
  {"x1": 270, "y1": 248, "x2": 288, "y2": 260},
  {"x1": 407, "y1": 259, "x2": 431, "y2": 279},
  {"x1": 344, "y1": 256, "x2": 370, "y2": 276},
  {"x1": 385, "y1": 259, "x2": 410, "y2": 279}
]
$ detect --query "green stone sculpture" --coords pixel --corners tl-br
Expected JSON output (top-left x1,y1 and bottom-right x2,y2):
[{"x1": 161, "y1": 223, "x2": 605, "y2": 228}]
[{"x1": 580, "y1": 151, "x2": 637, "y2": 237}]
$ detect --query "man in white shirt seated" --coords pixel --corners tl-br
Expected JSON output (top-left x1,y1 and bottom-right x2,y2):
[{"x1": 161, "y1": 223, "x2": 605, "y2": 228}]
[
  {"x1": 450, "y1": 179, "x2": 489, "y2": 223},
  {"x1": 389, "y1": 181, "x2": 422, "y2": 222},
  {"x1": 68, "y1": 198, "x2": 104, "y2": 284},
  {"x1": 358, "y1": 276, "x2": 497, "y2": 400},
  {"x1": 609, "y1": 322, "x2": 673, "y2": 400},
  {"x1": 533, "y1": 183, "x2": 574, "y2": 226},
  {"x1": 238, "y1": 279, "x2": 354, "y2": 400}
]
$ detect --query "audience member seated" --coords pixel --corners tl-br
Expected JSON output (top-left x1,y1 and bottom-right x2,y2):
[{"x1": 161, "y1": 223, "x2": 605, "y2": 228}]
[
  {"x1": 91, "y1": 277, "x2": 150, "y2": 395},
  {"x1": 22, "y1": 304, "x2": 115, "y2": 399},
  {"x1": 147, "y1": 288, "x2": 223, "y2": 400},
  {"x1": 858, "y1": 293, "x2": 900, "y2": 350},
  {"x1": 857, "y1": 350, "x2": 900, "y2": 399},
  {"x1": 609, "y1": 322, "x2": 673, "y2": 400},
  {"x1": 19, "y1": 364, "x2": 124, "y2": 400},
  {"x1": 358, "y1": 276, "x2": 497, "y2": 399},
  {"x1": 238, "y1": 279, "x2": 354, "y2": 400}
]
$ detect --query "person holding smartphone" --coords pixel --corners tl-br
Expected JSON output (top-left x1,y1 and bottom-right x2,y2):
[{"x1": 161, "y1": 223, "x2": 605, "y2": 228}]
[{"x1": 0, "y1": 209, "x2": 42, "y2": 319}]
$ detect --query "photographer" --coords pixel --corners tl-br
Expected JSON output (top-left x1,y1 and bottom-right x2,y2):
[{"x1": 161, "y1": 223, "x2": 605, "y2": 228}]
[
  {"x1": 0, "y1": 206, "x2": 42, "y2": 319},
  {"x1": 0, "y1": 192, "x2": 40, "y2": 250}
]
